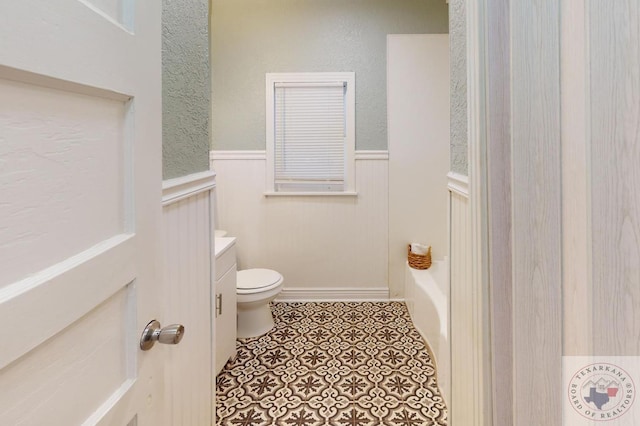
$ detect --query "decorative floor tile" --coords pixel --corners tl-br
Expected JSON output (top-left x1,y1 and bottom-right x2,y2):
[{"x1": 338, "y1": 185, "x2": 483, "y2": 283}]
[{"x1": 216, "y1": 302, "x2": 447, "y2": 425}]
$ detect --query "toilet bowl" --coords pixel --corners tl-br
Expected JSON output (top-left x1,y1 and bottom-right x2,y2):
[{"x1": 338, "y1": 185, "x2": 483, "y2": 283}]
[{"x1": 236, "y1": 268, "x2": 283, "y2": 338}]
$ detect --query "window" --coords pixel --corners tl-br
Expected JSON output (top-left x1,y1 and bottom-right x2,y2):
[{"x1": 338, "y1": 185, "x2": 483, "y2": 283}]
[{"x1": 266, "y1": 72, "x2": 355, "y2": 194}]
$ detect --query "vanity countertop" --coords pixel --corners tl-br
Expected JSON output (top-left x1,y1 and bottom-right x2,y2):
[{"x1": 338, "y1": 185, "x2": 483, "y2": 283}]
[{"x1": 215, "y1": 237, "x2": 236, "y2": 259}]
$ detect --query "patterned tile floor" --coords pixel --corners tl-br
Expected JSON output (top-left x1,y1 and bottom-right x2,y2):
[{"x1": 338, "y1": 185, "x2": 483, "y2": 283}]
[{"x1": 216, "y1": 302, "x2": 447, "y2": 426}]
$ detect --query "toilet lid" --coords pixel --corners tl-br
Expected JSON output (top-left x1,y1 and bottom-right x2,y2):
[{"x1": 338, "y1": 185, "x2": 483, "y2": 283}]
[{"x1": 237, "y1": 268, "x2": 283, "y2": 291}]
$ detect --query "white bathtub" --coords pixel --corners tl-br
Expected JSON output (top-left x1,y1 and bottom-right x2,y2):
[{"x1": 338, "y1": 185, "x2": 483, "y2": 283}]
[{"x1": 404, "y1": 259, "x2": 449, "y2": 401}]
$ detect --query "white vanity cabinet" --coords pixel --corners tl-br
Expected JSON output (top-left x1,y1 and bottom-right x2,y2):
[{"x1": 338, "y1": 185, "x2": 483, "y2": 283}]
[{"x1": 214, "y1": 237, "x2": 237, "y2": 374}]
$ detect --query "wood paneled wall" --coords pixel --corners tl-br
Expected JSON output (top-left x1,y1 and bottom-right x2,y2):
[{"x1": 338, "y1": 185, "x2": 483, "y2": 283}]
[
  {"x1": 449, "y1": 181, "x2": 473, "y2": 425},
  {"x1": 561, "y1": 0, "x2": 592, "y2": 359},
  {"x1": 485, "y1": 0, "x2": 512, "y2": 424},
  {"x1": 510, "y1": 1, "x2": 563, "y2": 424},
  {"x1": 465, "y1": 0, "x2": 640, "y2": 423},
  {"x1": 211, "y1": 152, "x2": 389, "y2": 299},
  {"x1": 588, "y1": 0, "x2": 640, "y2": 357},
  {"x1": 162, "y1": 173, "x2": 215, "y2": 425}
]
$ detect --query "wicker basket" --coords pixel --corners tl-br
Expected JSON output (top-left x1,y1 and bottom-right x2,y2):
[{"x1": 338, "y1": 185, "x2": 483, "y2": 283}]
[{"x1": 407, "y1": 244, "x2": 432, "y2": 270}]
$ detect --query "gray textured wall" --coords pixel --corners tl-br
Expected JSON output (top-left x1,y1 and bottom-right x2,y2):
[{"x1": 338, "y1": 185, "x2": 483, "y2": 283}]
[
  {"x1": 449, "y1": 0, "x2": 467, "y2": 175},
  {"x1": 211, "y1": 0, "x2": 448, "y2": 151},
  {"x1": 162, "y1": 0, "x2": 211, "y2": 179}
]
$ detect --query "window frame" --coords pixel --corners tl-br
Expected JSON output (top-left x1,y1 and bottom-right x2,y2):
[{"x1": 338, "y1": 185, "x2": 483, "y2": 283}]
[{"x1": 265, "y1": 72, "x2": 356, "y2": 195}]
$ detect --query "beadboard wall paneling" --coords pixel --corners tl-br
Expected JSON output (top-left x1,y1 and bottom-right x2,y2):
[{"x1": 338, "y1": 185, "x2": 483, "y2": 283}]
[
  {"x1": 162, "y1": 172, "x2": 215, "y2": 425},
  {"x1": 448, "y1": 180, "x2": 474, "y2": 426},
  {"x1": 211, "y1": 153, "x2": 388, "y2": 295},
  {"x1": 210, "y1": 155, "x2": 267, "y2": 272}
]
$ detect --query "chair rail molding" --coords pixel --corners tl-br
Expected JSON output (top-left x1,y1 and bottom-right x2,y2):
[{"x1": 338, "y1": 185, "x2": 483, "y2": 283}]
[
  {"x1": 354, "y1": 150, "x2": 389, "y2": 160},
  {"x1": 447, "y1": 172, "x2": 469, "y2": 198},
  {"x1": 209, "y1": 150, "x2": 389, "y2": 161},
  {"x1": 162, "y1": 170, "x2": 216, "y2": 206},
  {"x1": 210, "y1": 150, "x2": 266, "y2": 161}
]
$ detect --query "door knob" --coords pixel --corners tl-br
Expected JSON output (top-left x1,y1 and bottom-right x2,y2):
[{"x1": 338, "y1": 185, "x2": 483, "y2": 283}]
[{"x1": 140, "y1": 320, "x2": 185, "y2": 351}]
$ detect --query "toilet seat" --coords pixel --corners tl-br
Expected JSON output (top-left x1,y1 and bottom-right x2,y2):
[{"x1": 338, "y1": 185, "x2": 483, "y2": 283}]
[{"x1": 237, "y1": 268, "x2": 283, "y2": 294}]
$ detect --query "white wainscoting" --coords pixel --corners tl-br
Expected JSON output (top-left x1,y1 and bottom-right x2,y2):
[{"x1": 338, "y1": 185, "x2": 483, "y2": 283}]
[
  {"x1": 162, "y1": 170, "x2": 215, "y2": 425},
  {"x1": 447, "y1": 172, "x2": 476, "y2": 425},
  {"x1": 210, "y1": 150, "x2": 389, "y2": 301}
]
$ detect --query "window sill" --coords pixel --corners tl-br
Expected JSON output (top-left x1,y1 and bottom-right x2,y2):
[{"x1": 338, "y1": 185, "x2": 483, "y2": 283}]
[{"x1": 263, "y1": 191, "x2": 358, "y2": 197}]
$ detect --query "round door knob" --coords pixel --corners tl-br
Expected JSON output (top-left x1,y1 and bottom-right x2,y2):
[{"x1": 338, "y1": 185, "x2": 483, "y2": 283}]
[
  {"x1": 140, "y1": 320, "x2": 186, "y2": 351},
  {"x1": 158, "y1": 324, "x2": 185, "y2": 345}
]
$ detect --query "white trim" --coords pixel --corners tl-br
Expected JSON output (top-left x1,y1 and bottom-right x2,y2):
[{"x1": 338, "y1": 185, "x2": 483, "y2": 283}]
[
  {"x1": 275, "y1": 287, "x2": 390, "y2": 302},
  {"x1": 162, "y1": 170, "x2": 217, "y2": 206},
  {"x1": 264, "y1": 191, "x2": 358, "y2": 197},
  {"x1": 467, "y1": 0, "x2": 492, "y2": 423},
  {"x1": 210, "y1": 150, "x2": 389, "y2": 161},
  {"x1": 447, "y1": 172, "x2": 469, "y2": 197},
  {"x1": 85, "y1": 379, "x2": 135, "y2": 426},
  {"x1": 355, "y1": 150, "x2": 389, "y2": 160},
  {"x1": 210, "y1": 150, "x2": 266, "y2": 160},
  {"x1": 0, "y1": 234, "x2": 135, "y2": 369},
  {"x1": 265, "y1": 72, "x2": 356, "y2": 193}
]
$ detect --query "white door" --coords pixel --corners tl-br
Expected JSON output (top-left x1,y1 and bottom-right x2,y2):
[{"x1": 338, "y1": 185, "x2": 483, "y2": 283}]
[{"x1": 0, "y1": 1, "x2": 166, "y2": 425}]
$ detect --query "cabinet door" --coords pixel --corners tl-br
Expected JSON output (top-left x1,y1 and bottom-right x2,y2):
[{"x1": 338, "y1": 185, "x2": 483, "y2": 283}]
[{"x1": 215, "y1": 265, "x2": 237, "y2": 374}]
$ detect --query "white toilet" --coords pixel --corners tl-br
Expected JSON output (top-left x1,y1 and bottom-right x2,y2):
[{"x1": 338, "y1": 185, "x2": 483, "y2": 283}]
[{"x1": 236, "y1": 268, "x2": 284, "y2": 338}]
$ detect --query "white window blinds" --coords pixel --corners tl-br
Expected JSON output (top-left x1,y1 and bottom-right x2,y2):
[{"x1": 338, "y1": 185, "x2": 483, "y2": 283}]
[
  {"x1": 273, "y1": 82, "x2": 347, "y2": 192},
  {"x1": 266, "y1": 72, "x2": 355, "y2": 194}
]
